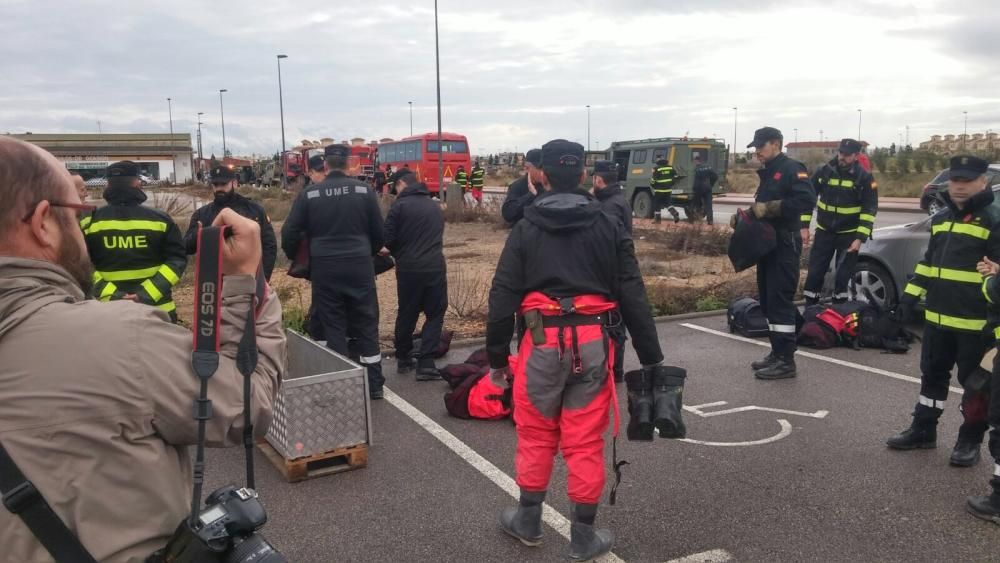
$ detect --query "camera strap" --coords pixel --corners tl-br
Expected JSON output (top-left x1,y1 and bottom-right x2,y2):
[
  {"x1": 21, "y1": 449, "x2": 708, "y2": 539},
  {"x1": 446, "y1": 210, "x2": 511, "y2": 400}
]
[{"x1": 0, "y1": 440, "x2": 98, "y2": 562}]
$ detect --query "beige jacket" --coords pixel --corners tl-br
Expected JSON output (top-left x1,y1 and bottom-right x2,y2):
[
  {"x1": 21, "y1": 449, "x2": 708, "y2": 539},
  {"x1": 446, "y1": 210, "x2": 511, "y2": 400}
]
[{"x1": 0, "y1": 257, "x2": 286, "y2": 562}]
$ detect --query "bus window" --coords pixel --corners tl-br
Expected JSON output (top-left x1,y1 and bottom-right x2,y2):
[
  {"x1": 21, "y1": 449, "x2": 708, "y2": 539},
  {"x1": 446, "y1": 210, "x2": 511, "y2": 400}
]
[
  {"x1": 428, "y1": 140, "x2": 469, "y2": 153},
  {"x1": 652, "y1": 148, "x2": 667, "y2": 162},
  {"x1": 405, "y1": 141, "x2": 417, "y2": 161},
  {"x1": 388, "y1": 144, "x2": 398, "y2": 162},
  {"x1": 632, "y1": 149, "x2": 647, "y2": 164}
]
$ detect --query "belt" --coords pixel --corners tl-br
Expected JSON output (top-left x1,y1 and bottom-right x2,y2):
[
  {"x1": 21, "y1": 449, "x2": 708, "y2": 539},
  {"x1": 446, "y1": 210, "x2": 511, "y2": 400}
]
[{"x1": 541, "y1": 312, "x2": 614, "y2": 328}]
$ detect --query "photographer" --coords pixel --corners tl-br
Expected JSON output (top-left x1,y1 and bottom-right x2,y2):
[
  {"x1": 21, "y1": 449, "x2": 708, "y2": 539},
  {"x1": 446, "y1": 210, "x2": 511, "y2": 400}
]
[{"x1": 0, "y1": 137, "x2": 286, "y2": 562}]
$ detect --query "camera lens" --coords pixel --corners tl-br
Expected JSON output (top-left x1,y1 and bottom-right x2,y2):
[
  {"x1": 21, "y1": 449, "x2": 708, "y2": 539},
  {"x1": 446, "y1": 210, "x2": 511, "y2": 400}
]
[{"x1": 224, "y1": 533, "x2": 287, "y2": 563}]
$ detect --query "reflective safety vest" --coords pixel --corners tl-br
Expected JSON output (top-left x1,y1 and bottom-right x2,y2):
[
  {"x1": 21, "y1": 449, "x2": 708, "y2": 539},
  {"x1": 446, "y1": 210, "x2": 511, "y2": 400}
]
[
  {"x1": 650, "y1": 165, "x2": 676, "y2": 194},
  {"x1": 804, "y1": 160, "x2": 878, "y2": 241},
  {"x1": 81, "y1": 193, "x2": 187, "y2": 316},
  {"x1": 904, "y1": 189, "x2": 1000, "y2": 333},
  {"x1": 470, "y1": 167, "x2": 485, "y2": 189},
  {"x1": 455, "y1": 170, "x2": 469, "y2": 189}
]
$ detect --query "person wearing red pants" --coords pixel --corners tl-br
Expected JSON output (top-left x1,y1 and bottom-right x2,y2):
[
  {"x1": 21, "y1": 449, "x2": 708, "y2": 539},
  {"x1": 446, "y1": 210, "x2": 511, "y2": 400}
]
[{"x1": 486, "y1": 139, "x2": 665, "y2": 561}]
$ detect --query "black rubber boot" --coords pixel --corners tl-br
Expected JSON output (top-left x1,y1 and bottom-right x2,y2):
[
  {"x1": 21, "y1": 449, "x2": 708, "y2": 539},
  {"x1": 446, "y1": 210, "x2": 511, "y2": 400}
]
[
  {"x1": 751, "y1": 352, "x2": 778, "y2": 371},
  {"x1": 397, "y1": 356, "x2": 415, "y2": 375},
  {"x1": 568, "y1": 503, "x2": 613, "y2": 562},
  {"x1": 653, "y1": 210, "x2": 662, "y2": 224},
  {"x1": 415, "y1": 358, "x2": 442, "y2": 381},
  {"x1": 886, "y1": 422, "x2": 937, "y2": 450},
  {"x1": 754, "y1": 357, "x2": 796, "y2": 380},
  {"x1": 500, "y1": 490, "x2": 545, "y2": 547},
  {"x1": 652, "y1": 366, "x2": 687, "y2": 439},
  {"x1": 624, "y1": 369, "x2": 655, "y2": 441},
  {"x1": 668, "y1": 207, "x2": 680, "y2": 224},
  {"x1": 950, "y1": 441, "x2": 982, "y2": 467},
  {"x1": 967, "y1": 493, "x2": 1000, "y2": 524}
]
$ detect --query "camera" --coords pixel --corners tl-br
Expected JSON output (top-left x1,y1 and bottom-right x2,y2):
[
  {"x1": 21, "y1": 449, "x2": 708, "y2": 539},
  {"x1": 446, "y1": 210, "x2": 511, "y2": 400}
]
[{"x1": 154, "y1": 485, "x2": 286, "y2": 563}]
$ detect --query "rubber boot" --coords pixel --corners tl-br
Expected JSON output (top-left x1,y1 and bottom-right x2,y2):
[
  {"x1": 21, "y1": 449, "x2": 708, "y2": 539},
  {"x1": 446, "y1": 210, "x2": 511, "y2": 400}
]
[
  {"x1": 415, "y1": 357, "x2": 442, "y2": 381},
  {"x1": 754, "y1": 356, "x2": 796, "y2": 380},
  {"x1": 397, "y1": 356, "x2": 415, "y2": 375},
  {"x1": 624, "y1": 370, "x2": 654, "y2": 441},
  {"x1": 668, "y1": 206, "x2": 680, "y2": 224},
  {"x1": 500, "y1": 490, "x2": 545, "y2": 546},
  {"x1": 750, "y1": 352, "x2": 778, "y2": 371},
  {"x1": 886, "y1": 420, "x2": 937, "y2": 450},
  {"x1": 967, "y1": 470, "x2": 1000, "y2": 524},
  {"x1": 568, "y1": 503, "x2": 613, "y2": 562},
  {"x1": 950, "y1": 441, "x2": 982, "y2": 467},
  {"x1": 652, "y1": 366, "x2": 687, "y2": 439},
  {"x1": 654, "y1": 210, "x2": 662, "y2": 224}
]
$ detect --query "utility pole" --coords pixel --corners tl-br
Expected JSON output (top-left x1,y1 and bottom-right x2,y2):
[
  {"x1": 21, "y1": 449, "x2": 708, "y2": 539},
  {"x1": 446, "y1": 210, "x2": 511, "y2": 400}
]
[
  {"x1": 167, "y1": 98, "x2": 174, "y2": 137},
  {"x1": 732, "y1": 106, "x2": 738, "y2": 163},
  {"x1": 219, "y1": 89, "x2": 228, "y2": 158},
  {"x1": 963, "y1": 111, "x2": 968, "y2": 149},
  {"x1": 793, "y1": 128, "x2": 798, "y2": 143},
  {"x1": 277, "y1": 55, "x2": 288, "y2": 189},
  {"x1": 819, "y1": 129, "x2": 824, "y2": 142},
  {"x1": 196, "y1": 112, "x2": 205, "y2": 167},
  {"x1": 408, "y1": 101, "x2": 413, "y2": 136},
  {"x1": 434, "y1": 0, "x2": 443, "y2": 191},
  {"x1": 586, "y1": 105, "x2": 591, "y2": 151},
  {"x1": 857, "y1": 109, "x2": 862, "y2": 140}
]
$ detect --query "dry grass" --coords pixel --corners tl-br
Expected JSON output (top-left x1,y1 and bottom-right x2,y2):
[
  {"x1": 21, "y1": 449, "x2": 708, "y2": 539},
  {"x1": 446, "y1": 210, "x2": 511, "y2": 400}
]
[
  {"x1": 725, "y1": 169, "x2": 759, "y2": 193},
  {"x1": 447, "y1": 266, "x2": 490, "y2": 319}
]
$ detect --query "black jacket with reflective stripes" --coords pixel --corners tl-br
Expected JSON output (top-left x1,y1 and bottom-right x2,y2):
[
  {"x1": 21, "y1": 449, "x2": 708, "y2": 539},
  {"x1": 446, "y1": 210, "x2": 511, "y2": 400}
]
[
  {"x1": 595, "y1": 181, "x2": 633, "y2": 234},
  {"x1": 485, "y1": 189, "x2": 663, "y2": 369},
  {"x1": 650, "y1": 164, "x2": 677, "y2": 193},
  {"x1": 754, "y1": 153, "x2": 817, "y2": 232},
  {"x1": 281, "y1": 170, "x2": 384, "y2": 261},
  {"x1": 470, "y1": 166, "x2": 485, "y2": 189},
  {"x1": 384, "y1": 182, "x2": 445, "y2": 272},
  {"x1": 81, "y1": 186, "x2": 187, "y2": 314},
  {"x1": 806, "y1": 159, "x2": 878, "y2": 242},
  {"x1": 903, "y1": 189, "x2": 1000, "y2": 333},
  {"x1": 184, "y1": 191, "x2": 277, "y2": 279}
]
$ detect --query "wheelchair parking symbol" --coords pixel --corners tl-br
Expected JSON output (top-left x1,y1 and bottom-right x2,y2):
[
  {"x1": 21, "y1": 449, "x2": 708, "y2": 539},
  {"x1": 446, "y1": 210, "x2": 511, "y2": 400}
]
[{"x1": 664, "y1": 401, "x2": 829, "y2": 447}]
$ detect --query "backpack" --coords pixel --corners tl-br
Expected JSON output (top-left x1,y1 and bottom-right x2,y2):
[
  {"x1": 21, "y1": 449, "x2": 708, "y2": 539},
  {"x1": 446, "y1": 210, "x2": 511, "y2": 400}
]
[
  {"x1": 727, "y1": 297, "x2": 769, "y2": 338},
  {"x1": 728, "y1": 209, "x2": 778, "y2": 272},
  {"x1": 441, "y1": 349, "x2": 512, "y2": 420}
]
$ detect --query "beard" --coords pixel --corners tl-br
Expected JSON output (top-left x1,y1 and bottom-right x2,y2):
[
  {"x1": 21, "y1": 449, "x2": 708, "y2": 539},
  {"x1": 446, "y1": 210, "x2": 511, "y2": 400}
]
[
  {"x1": 57, "y1": 227, "x2": 95, "y2": 298},
  {"x1": 214, "y1": 189, "x2": 235, "y2": 204}
]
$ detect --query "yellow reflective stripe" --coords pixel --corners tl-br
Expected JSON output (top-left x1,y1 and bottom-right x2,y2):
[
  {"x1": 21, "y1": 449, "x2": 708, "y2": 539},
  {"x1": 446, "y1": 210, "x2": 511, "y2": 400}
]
[
  {"x1": 857, "y1": 226, "x2": 872, "y2": 236},
  {"x1": 96, "y1": 265, "x2": 160, "y2": 282},
  {"x1": 994, "y1": 326, "x2": 1000, "y2": 340},
  {"x1": 924, "y1": 311, "x2": 986, "y2": 331},
  {"x1": 984, "y1": 277, "x2": 995, "y2": 305},
  {"x1": 904, "y1": 283, "x2": 925, "y2": 297},
  {"x1": 157, "y1": 264, "x2": 181, "y2": 285},
  {"x1": 825, "y1": 178, "x2": 855, "y2": 188},
  {"x1": 84, "y1": 220, "x2": 168, "y2": 234},
  {"x1": 932, "y1": 221, "x2": 990, "y2": 240},
  {"x1": 98, "y1": 282, "x2": 116, "y2": 301},
  {"x1": 913, "y1": 265, "x2": 982, "y2": 284},
  {"x1": 79, "y1": 216, "x2": 92, "y2": 229},
  {"x1": 141, "y1": 279, "x2": 163, "y2": 302},
  {"x1": 817, "y1": 200, "x2": 862, "y2": 214},
  {"x1": 800, "y1": 214, "x2": 812, "y2": 222},
  {"x1": 859, "y1": 213, "x2": 876, "y2": 223},
  {"x1": 157, "y1": 301, "x2": 177, "y2": 313}
]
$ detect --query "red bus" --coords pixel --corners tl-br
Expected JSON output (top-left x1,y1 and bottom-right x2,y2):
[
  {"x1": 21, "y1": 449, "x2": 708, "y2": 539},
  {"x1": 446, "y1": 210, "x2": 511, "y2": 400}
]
[{"x1": 376, "y1": 132, "x2": 472, "y2": 194}]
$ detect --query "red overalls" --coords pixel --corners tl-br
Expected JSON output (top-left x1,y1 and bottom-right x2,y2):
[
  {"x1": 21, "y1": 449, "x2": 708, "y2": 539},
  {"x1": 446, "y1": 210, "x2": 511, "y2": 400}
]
[{"x1": 512, "y1": 292, "x2": 619, "y2": 504}]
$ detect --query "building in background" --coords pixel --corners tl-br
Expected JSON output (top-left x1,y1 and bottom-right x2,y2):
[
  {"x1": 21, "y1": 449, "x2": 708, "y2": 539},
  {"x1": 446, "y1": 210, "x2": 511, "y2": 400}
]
[
  {"x1": 6, "y1": 133, "x2": 194, "y2": 183},
  {"x1": 919, "y1": 133, "x2": 998, "y2": 156}
]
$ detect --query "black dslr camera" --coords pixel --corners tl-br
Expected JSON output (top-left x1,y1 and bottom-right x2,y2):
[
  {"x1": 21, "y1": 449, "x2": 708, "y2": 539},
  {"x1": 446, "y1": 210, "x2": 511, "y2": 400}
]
[{"x1": 156, "y1": 485, "x2": 285, "y2": 563}]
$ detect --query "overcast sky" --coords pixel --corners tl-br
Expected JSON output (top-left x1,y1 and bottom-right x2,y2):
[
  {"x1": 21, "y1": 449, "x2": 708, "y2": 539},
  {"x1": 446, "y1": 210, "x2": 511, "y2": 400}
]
[{"x1": 3, "y1": 0, "x2": 999, "y2": 157}]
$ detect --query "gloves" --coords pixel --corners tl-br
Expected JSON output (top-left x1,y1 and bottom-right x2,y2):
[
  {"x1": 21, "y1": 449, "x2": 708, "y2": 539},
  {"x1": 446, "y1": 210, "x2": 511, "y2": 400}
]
[
  {"x1": 891, "y1": 297, "x2": 917, "y2": 324},
  {"x1": 490, "y1": 366, "x2": 513, "y2": 389},
  {"x1": 750, "y1": 200, "x2": 782, "y2": 219},
  {"x1": 729, "y1": 212, "x2": 740, "y2": 229}
]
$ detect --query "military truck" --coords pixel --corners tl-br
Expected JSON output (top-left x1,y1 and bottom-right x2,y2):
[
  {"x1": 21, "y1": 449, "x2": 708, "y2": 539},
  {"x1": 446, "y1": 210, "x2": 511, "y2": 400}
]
[{"x1": 598, "y1": 137, "x2": 729, "y2": 220}]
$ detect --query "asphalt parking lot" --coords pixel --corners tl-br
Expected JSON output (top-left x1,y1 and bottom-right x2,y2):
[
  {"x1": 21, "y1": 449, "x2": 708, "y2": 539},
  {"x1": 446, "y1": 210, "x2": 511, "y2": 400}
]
[{"x1": 205, "y1": 314, "x2": 1000, "y2": 562}]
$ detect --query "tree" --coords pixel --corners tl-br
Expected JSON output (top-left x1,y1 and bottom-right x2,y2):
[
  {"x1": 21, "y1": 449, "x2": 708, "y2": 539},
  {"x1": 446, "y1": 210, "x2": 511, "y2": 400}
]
[
  {"x1": 870, "y1": 149, "x2": 888, "y2": 174},
  {"x1": 896, "y1": 156, "x2": 909, "y2": 175},
  {"x1": 889, "y1": 143, "x2": 896, "y2": 157}
]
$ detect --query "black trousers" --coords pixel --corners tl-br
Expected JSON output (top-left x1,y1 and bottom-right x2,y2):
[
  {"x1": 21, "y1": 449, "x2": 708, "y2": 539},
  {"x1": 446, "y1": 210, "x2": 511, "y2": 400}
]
[
  {"x1": 393, "y1": 269, "x2": 448, "y2": 367},
  {"x1": 694, "y1": 187, "x2": 713, "y2": 224},
  {"x1": 756, "y1": 231, "x2": 801, "y2": 359},
  {"x1": 987, "y1": 349, "x2": 1000, "y2": 475},
  {"x1": 311, "y1": 256, "x2": 385, "y2": 393},
  {"x1": 916, "y1": 324, "x2": 991, "y2": 443},
  {"x1": 803, "y1": 229, "x2": 858, "y2": 303}
]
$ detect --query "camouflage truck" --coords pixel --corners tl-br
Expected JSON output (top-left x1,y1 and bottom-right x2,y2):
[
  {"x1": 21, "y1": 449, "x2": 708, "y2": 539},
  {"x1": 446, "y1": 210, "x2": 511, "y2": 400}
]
[{"x1": 600, "y1": 137, "x2": 729, "y2": 220}]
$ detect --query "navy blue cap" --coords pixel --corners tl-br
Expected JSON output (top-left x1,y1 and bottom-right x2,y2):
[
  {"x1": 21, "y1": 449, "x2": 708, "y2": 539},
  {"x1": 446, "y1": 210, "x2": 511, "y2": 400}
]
[
  {"x1": 324, "y1": 144, "x2": 350, "y2": 158},
  {"x1": 950, "y1": 154, "x2": 989, "y2": 180},
  {"x1": 541, "y1": 139, "x2": 584, "y2": 170},
  {"x1": 747, "y1": 126, "x2": 783, "y2": 148},
  {"x1": 839, "y1": 138, "x2": 862, "y2": 154},
  {"x1": 308, "y1": 154, "x2": 326, "y2": 172},
  {"x1": 107, "y1": 160, "x2": 139, "y2": 178},
  {"x1": 524, "y1": 148, "x2": 543, "y2": 168},
  {"x1": 210, "y1": 165, "x2": 236, "y2": 182},
  {"x1": 593, "y1": 160, "x2": 616, "y2": 175}
]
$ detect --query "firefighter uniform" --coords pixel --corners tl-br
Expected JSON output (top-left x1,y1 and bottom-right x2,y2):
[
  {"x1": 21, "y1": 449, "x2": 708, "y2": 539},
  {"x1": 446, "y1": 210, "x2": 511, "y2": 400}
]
[
  {"x1": 470, "y1": 162, "x2": 485, "y2": 204},
  {"x1": 81, "y1": 161, "x2": 186, "y2": 322},
  {"x1": 383, "y1": 165, "x2": 395, "y2": 195},
  {"x1": 373, "y1": 169, "x2": 387, "y2": 193},
  {"x1": 803, "y1": 139, "x2": 878, "y2": 304},
  {"x1": 746, "y1": 127, "x2": 817, "y2": 378},
  {"x1": 970, "y1": 278, "x2": 1000, "y2": 518},
  {"x1": 487, "y1": 140, "x2": 665, "y2": 559},
  {"x1": 887, "y1": 156, "x2": 1000, "y2": 465},
  {"x1": 650, "y1": 159, "x2": 680, "y2": 223},
  {"x1": 692, "y1": 160, "x2": 719, "y2": 225},
  {"x1": 282, "y1": 145, "x2": 386, "y2": 399},
  {"x1": 184, "y1": 165, "x2": 277, "y2": 280}
]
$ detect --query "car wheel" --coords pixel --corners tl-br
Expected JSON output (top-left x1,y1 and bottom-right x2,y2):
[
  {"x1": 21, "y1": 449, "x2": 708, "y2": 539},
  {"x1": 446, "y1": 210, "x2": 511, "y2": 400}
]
[
  {"x1": 849, "y1": 261, "x2": 897, "y2": 310},
  {"x1": 927, "y1": 198, "x2": 944, "y2": 216},
  {"x1": 632, "y1": 190, "x2": 653, "y2": 219}
]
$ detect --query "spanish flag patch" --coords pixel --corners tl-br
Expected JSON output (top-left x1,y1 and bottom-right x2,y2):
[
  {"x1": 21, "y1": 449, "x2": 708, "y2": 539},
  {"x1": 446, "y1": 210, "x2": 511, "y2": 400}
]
[{"x1": 797, "y1": 172, "x2": 809, "y2": 179}]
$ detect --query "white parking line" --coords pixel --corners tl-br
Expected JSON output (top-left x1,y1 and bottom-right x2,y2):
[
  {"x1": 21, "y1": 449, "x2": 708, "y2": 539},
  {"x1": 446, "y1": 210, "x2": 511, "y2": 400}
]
[
  {"x1": 680, "y1": 322, "x2": 963, "y2": 395},
  {"x1": 383, "y1": 387, "x2": 625, "y2": 563},
  {"x1": 664, "y1": 548, "x2": 734, "y2": 562}
]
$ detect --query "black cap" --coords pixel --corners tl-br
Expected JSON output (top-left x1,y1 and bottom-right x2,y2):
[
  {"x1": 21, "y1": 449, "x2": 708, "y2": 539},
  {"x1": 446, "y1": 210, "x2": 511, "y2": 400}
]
[
  {"x1": 308, "y1": 154, "x2": 326, "y2": 172},
  {"x1": 524, "y1": 148, "x2": 543, "y2": 168},
  {"x1": 949, "y1": 154, "x2": 989, "y2": 181},
  {"x1": 107, "y1": 160, "x2": 139, "y2": 178},
  {"x1": 210, "y1": 165, "x2": 236, "y2": 183},
  {"x1": 747, "y1": 126, "x2": 783, "y2": 148},
  {"x1": 540, "y1": 139, "x2": 585, "y2": 170},
  {"x1": 389, "y1": 170, "x2": 417, "y2": 186},
  {"x1": 839, "y1": 138, "x2": 862, "y2": 154},
  {"x1": 593, "y1": 160, "x2": 616, "y2": 175},
  {"x1": 324, "y1": 144, "x2": 350, "y2": 158}
]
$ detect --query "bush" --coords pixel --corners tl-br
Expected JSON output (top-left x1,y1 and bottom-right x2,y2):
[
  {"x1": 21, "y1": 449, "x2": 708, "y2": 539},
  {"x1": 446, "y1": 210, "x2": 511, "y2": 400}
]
[
  {"x1": 636, "y1": 224, "x2": 731, "y2": 256},
  {"x1": 448, "y1": 266, "x2": 489, "y2": 319},
  {"x1": 695, "y1": 295, "x2": 728, "y2": 312}
]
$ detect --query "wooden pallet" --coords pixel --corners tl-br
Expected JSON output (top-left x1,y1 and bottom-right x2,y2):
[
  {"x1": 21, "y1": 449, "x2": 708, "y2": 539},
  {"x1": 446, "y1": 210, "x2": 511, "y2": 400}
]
[{"x1": 257, "y1": 441, "x2": 368, "y2": 483}]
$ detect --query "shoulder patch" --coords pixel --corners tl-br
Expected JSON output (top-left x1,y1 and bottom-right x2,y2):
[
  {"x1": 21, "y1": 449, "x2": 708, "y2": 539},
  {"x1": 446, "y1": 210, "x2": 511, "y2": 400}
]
[
  {"x1": 797, "y1": 172, "x2": 809, "y2": 179},
  {"x1": 773, "y1": 172, "x2": 782, "y2": 181}
]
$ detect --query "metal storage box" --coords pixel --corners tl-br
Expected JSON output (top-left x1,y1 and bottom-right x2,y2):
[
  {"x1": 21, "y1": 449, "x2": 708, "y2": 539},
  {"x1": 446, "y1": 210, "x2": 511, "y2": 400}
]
[{"x1": 265, "y1": 330, "x2": 372, "y2": 460}]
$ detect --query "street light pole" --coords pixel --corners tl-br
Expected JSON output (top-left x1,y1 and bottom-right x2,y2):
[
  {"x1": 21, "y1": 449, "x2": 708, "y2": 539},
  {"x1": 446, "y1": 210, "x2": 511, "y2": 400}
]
[
  {"x1": 794, "y1": 128, "x2": 798, "y2": 143},
  {"x1": 196, "y1": 112, "x2": 204, "y2": 161},
  {"x1": 732, "y1": 106, "x2": 738, "y2": 162},
  {"x1": 586, "y1": 105, "x2": 591, "y2": 151},
  {"x1": 857, "y1": 109, "x2": 862, "y2": 140},
  {"x1": 820, "y1": 129, "x2": 824, "y2": 142},
  {"x1": 407, "y1": 101, "x2": 413, "y2": 136},
  {"x1": 434, "y1": 0, "x2": 443, "y2": 191},
  {"x1": 167, "y1": 98, "x2": 174, "y2": 137},
  {"x1": 277, "y1": 55, "x2": 288, "y2": 189},
  {"x1": 963, "y1": 111, "x2": 968, "y2": 149},
  {"x1": 219, "y1": 89, "x2": 228, "y2": 159}
]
